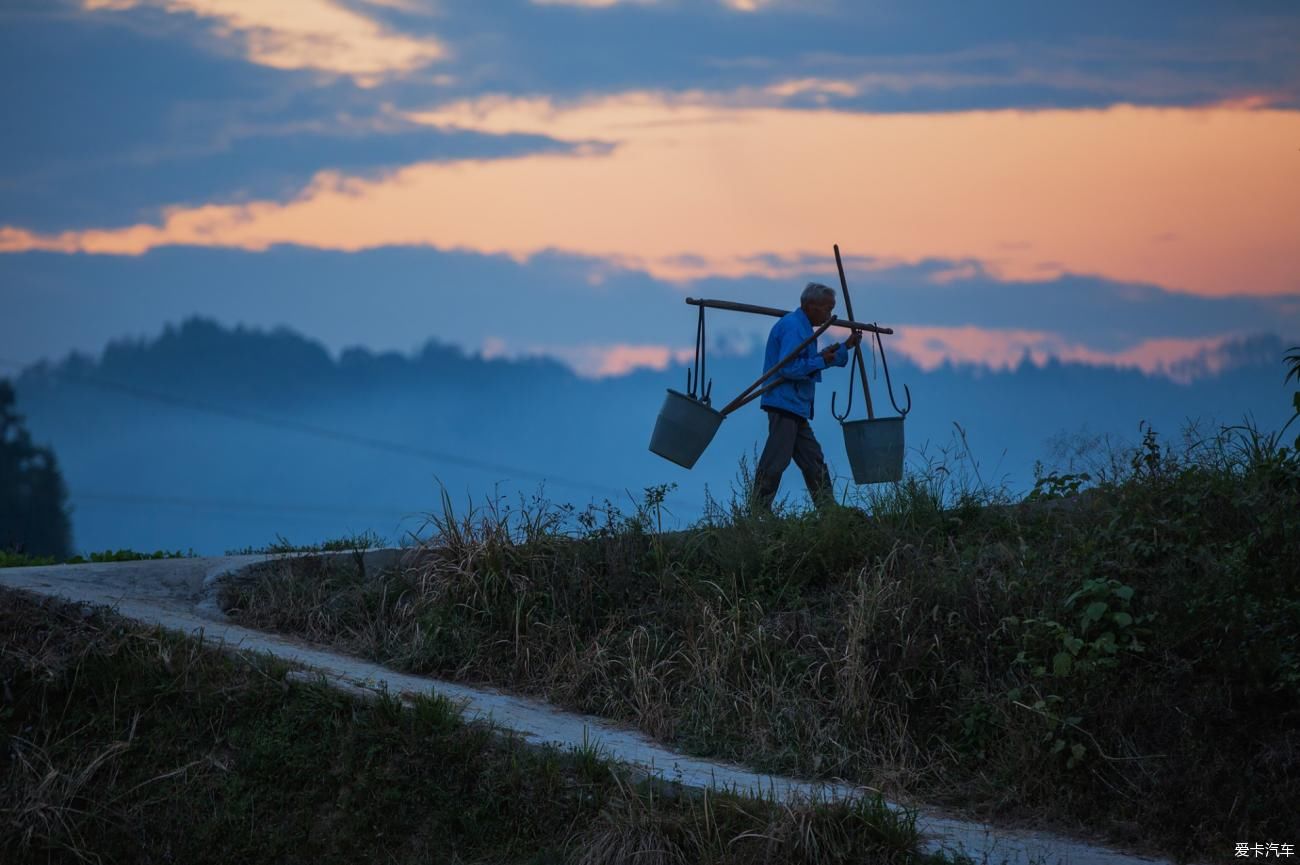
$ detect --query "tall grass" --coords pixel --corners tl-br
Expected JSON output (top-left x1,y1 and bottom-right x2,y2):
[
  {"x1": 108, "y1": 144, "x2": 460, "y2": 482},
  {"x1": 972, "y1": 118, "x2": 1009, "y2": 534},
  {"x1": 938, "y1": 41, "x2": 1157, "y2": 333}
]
[
  {"x1": 224, "y1": 418, "x2": 1300, "y2": 861},
  {"x1": 1, "y1": 590, "x2": 949, "y2": 865}
]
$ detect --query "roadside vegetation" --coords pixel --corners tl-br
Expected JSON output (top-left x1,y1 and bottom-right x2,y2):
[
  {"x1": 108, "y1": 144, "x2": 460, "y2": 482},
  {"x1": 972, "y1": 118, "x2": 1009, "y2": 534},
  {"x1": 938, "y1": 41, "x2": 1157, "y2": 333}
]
[
  {"x1": 0, "y1": 528, "x2": 382, "y2": 568},
  {"x1": 0, "y1": 548, "x2": 195, "y2": 569},
  {"x1": 0, "y1": 528, "x2": 388, "y2": 568},
  {"x1": 222, "y1": 402, "x2": 1300, "y2": 862},
  {"x1": 225, "y1": 530, "x2": 386, "y2": 556},
  {"x1": 1, "y1": 588, "x2": 954, "y2": 865}
]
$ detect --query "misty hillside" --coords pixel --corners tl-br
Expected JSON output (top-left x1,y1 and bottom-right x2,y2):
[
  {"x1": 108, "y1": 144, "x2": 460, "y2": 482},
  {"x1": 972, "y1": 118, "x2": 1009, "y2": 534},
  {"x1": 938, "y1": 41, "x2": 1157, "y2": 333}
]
[{"x1": 10, "y1": 318, "x2": 1297, "y2": 555}]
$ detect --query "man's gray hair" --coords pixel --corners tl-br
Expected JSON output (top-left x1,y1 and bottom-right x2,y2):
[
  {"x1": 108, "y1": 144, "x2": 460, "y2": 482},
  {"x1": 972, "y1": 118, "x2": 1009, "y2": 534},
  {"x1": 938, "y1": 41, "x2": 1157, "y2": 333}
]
[{"x1": 801, "y1": 281, "x2": 836, "y2": 305}]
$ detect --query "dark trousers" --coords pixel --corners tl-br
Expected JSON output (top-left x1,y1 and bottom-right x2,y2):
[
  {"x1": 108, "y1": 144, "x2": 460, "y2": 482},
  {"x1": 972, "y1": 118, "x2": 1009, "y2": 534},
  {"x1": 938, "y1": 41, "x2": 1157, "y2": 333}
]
[{"x1": 754, "y1": 410, "x2": 834, "y2": 510}]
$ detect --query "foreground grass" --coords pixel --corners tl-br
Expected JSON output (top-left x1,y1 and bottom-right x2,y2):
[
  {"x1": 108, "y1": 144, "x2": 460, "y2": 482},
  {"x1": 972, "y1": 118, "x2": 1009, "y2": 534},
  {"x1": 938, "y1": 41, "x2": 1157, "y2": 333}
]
[
  {"x1": 223, "y1": 425, "x2": 1300, "y2": 863},
  {"x1": 0, "y1": 588, "x2": 952, "y2": 865}
]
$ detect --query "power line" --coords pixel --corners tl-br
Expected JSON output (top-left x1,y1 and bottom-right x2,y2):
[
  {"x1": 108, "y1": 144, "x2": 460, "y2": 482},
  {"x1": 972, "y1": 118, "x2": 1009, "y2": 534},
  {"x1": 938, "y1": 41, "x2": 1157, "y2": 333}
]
[{"x1": 0, "y1": 357, "x2": 703, "y2": 512}]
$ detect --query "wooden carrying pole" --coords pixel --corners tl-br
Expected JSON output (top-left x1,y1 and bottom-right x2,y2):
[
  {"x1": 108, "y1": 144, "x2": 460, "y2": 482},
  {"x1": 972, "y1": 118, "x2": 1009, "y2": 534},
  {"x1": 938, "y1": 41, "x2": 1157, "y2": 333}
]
[{"x1": 685, "y1": 298, "x2": 892, "y2": 335}]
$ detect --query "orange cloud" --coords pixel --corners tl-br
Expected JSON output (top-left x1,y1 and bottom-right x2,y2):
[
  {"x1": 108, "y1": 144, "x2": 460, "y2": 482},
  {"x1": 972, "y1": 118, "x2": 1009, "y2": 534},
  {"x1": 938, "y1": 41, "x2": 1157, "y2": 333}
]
[
  {"x1": 480, "y1": 340, "x2": 696, "y2": 378},
  {"x1": 529, "y1": 0, "x2": 778, "y2": 8},
  {"x1": 531, "y1": 0, "x2": 649, "y2": 6},
  {"x1": 4, "y1": 95, "x2": 1298, "y2": 296},
  {"x1": 883, "y1": 325, "x2": 1245, "y2": 383},
  {"x1": 478, "y1": 329, "x2": 1250, "y2": 382},
  {"x1": 82, "y1": 0, "x2": 447, "y2": 84}
]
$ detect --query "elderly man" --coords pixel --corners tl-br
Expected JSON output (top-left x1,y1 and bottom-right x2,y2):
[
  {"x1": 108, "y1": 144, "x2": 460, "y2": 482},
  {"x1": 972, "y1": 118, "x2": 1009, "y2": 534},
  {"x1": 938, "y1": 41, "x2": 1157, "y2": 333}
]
[{"x1": 753, "y1": 282, "x2": 862, "y2": 511}]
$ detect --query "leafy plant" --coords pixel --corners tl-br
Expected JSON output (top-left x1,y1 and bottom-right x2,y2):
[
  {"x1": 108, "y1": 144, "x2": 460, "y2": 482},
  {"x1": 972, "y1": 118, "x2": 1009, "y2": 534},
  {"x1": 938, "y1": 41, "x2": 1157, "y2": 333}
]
[
  {"x1": 1027, "y1": 466, "x2": 1092, "y2": 500},
  {"x1": 1008, "y1": 577, "x2": 1150, "y2": 684}
]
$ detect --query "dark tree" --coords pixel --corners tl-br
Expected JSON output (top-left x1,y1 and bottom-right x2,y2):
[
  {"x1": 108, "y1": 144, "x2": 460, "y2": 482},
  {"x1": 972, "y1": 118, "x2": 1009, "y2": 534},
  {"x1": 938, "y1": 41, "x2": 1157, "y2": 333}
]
[{"x1": 0, "y1": 379, "x2": 72, "y2": 557}]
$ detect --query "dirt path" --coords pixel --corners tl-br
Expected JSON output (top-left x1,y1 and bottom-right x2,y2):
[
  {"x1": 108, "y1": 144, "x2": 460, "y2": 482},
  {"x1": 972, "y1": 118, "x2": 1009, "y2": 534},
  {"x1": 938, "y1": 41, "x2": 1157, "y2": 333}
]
[{"x1": 1, "y1": 552, "x2": 1185, "y2": 865}]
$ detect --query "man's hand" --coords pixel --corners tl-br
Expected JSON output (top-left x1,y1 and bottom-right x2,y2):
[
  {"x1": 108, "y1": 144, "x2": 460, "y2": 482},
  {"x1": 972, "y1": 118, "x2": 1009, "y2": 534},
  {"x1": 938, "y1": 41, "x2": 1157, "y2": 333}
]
[
  {"x1": 820, "y1": 343, "x2": 840, "y2": 364},
  {"x1": 846, "y1": 330, "x2": 863, "y2": 350}
]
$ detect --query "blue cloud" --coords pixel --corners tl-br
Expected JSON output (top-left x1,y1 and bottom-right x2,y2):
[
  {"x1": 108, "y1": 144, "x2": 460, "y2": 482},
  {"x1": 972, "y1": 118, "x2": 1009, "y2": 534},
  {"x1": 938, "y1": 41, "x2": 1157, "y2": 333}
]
[
  {"x1": 398, "y1": 0, "x2": 1300, "y2": 107},
  {"x1": 0, "y1": 7, "x2": 578, "y2": 231},
  {"x1": 1, "y1": 246, "x2": 1295, "y2": 373}
]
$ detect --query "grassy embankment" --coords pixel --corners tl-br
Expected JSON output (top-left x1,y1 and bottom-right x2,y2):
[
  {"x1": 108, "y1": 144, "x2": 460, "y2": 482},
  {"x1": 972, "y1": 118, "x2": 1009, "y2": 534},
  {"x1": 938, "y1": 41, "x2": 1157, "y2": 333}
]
[
  {"x1": 0, "y1": 589, "x2": 948, "y2": 865},
  {"x1": 223, "y1": 422, "x2": 1300, "y2": 863}
]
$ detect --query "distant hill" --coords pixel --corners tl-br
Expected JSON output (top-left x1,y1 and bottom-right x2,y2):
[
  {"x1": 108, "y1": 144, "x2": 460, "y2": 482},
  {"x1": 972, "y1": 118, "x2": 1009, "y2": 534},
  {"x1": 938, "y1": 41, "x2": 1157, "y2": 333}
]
[{"x1": 11, "y1": 318, "x2": 1296, "y2": 554}]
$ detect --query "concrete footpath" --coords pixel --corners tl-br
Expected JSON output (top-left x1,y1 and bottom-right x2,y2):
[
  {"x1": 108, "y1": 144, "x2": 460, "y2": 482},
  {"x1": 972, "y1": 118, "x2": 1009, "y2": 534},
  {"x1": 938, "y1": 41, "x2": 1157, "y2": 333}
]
[{"x1": 0, "y1": 552, "x2": 1186, "y2": 865}]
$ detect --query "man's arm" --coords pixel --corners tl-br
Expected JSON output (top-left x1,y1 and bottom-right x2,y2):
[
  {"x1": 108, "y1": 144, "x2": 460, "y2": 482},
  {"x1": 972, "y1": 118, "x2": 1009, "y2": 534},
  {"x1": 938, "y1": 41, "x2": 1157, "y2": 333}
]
[
  {"x1": 824, "y1": 343, "x2": 849, "y2": 367},
  {"x1": 826, "y1": 330, "x2": 861, "y2": 368},
  {"x1": 772, "y1": 323, "x2": 829, "y2": 381}
]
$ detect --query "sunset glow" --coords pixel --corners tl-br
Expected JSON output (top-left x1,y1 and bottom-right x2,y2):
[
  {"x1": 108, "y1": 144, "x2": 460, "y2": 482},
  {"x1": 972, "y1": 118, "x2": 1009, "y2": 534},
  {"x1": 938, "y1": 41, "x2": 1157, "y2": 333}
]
[
  {"x1": 879, "y1": 326, "x2": 1243, "y2": 384},
  {"x1": 476, "y1": 328, "x2": 1247, "y2": 382},
  {"x1": 82, "y1": 0, "x2": 447, "y2": 83},
  {"x1": 484, "y1": 341, "x2": 699, "y2": 378},
  {"x1": 5, "y1": 95, "x2": 1297, "y2": 297},
  {"x1": 7, "y1": 1, "x2": 1300, "y2": 385}
]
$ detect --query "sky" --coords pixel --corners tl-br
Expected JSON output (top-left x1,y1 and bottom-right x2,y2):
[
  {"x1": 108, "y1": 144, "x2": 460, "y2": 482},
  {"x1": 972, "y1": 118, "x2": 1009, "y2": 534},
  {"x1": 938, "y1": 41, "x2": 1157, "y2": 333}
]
[{"x1": 3, "y1": 0, "x2": 1300, "y2": 381}]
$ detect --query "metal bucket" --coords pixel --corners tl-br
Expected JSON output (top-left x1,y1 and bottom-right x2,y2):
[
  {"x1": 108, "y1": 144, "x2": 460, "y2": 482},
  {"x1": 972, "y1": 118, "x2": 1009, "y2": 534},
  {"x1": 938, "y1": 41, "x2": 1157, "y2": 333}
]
[
  {"x1": 842, "y1": 417, "x2": 905, "y2": 484},
  {"x1": 649, "y1": 388, "x2": 724, "y2": 469}
]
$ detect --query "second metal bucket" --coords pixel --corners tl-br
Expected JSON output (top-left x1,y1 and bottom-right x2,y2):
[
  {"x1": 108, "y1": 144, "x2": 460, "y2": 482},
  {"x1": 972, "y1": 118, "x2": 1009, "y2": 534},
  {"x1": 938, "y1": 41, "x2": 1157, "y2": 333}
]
[
  {"x1": 842, "y1": 417, "x2": 905, "y2": 484},
  {"x1": 649, "y1": 388, "x2": 724, "y2": 469}
]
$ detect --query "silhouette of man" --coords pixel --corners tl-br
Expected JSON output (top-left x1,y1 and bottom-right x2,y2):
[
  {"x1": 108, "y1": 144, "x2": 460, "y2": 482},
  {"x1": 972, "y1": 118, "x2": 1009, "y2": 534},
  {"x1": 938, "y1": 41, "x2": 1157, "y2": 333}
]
[{"x1": 753, "y1": 282, "x2": 862, "y2": 511}]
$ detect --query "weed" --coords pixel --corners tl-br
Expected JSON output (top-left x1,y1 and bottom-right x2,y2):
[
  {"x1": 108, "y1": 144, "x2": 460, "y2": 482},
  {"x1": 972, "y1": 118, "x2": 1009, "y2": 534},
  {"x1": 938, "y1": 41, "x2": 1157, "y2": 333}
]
[{"x1": 225, "y1": 530, "x2": 384, "y2": 556}]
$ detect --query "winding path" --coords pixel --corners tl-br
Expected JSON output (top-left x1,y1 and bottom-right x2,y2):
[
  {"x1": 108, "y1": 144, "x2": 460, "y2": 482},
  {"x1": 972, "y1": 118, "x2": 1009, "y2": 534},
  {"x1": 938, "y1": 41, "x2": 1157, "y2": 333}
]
[{"x1": 1, "y1": 552, "x2": 1186, "y2": 865}]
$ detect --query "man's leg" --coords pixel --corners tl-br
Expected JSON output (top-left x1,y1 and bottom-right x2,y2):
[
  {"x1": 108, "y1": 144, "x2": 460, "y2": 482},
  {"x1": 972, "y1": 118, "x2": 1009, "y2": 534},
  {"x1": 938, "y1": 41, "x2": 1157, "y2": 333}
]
[
  {"x1": 791, "y1": 420, "x2": 836, "y2": 508},
  {"x1": 754, "y1": 412, "x2": 799, "y2": 512}
]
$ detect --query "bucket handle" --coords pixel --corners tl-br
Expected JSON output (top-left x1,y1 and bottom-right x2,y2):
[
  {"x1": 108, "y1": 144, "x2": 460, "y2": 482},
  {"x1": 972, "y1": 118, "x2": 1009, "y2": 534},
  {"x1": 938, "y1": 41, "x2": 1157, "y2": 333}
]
[{"x1": 717, "y1": 319, "x2": 835, "y2": 416}]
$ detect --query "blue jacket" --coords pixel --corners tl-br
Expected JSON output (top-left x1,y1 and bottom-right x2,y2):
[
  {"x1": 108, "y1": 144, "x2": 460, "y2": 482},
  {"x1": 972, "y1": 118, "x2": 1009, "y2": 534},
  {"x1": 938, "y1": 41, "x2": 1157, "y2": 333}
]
[{"x1": 759, "y1": 308, "x2": 848, "y2": 419}]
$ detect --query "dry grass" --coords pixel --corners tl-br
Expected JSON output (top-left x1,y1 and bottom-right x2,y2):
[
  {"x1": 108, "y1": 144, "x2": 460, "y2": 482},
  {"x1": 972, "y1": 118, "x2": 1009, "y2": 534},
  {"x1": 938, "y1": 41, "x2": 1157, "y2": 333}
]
[
  {"x1": 3, "y1": 589, "x2": 955, "y2": 865},
  {"x1": 222, "y1": 423, "x2": 1300, "y2": 862}
]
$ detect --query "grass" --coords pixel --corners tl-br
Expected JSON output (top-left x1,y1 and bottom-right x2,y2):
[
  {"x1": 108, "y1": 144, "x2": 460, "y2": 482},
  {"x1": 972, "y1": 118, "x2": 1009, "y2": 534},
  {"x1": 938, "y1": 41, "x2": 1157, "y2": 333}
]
[
  {"x1": 0, "y1": 587, "x2": 958, "y2": 865},
  {"x1": 0, "y1": 532, "x2": 385, "y2": 566},
  {"x1": 225, "y1": 530, "x2": 386, "y2": 556},
  {"x1": 220, "y1": 419, "x2": 1300, "y2": 863},
  {"x1": 0, "y1": 548, "x2": 195, "y2": 568}
]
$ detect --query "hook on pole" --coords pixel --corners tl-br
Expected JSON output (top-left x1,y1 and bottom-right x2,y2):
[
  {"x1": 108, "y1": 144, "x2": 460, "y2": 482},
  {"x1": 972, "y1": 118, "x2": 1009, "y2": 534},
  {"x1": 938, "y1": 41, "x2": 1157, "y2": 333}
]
[
  {"x1": 831, "y1": 344, "x2": 860, "y2": 421},
  {"x1": 687, "y1": 303, "x2": 712, "y2": 404},
  {"x1": 873, "y1": 328, "x2": 912, "y2": 416}
]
